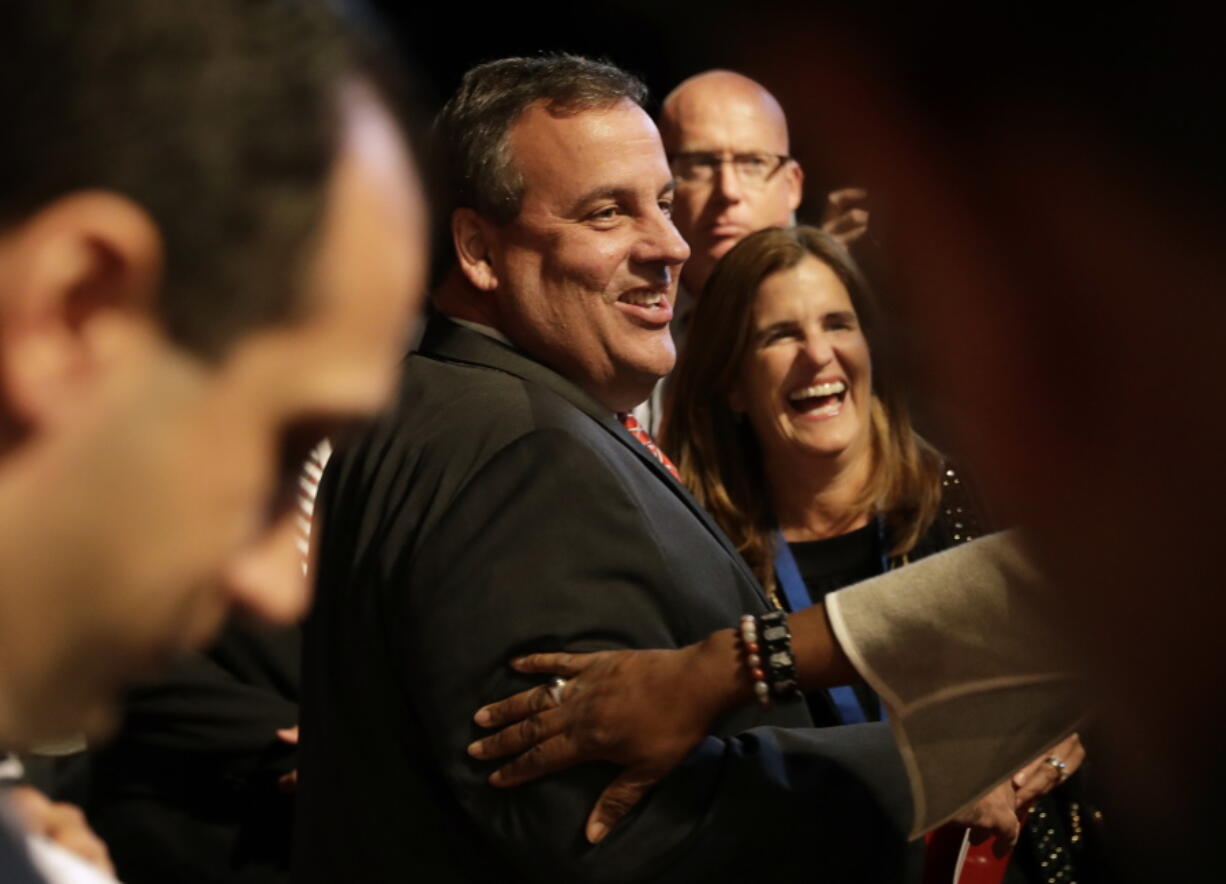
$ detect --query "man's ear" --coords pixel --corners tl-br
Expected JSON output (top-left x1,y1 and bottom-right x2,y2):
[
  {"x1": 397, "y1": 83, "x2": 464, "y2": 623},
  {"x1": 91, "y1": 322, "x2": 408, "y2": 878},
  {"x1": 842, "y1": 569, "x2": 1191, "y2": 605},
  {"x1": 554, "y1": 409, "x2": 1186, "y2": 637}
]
[
  {"x1": 451, "y1": 207, "x2": 500, "y2": 293},
  {"x1": 0, "y1": 191, "x2": 162, "y2": 431},
  {"x1": 785, "y1": 159, "x2": 805, "y2": 214}
]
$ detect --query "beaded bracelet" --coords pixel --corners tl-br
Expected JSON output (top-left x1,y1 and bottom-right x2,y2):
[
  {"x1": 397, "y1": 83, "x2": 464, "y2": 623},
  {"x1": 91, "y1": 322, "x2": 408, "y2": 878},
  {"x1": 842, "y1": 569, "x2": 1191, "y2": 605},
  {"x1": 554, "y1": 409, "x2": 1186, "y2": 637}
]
[{"x1": 738, "y1": 611, "x2": 801, "y2": 708}]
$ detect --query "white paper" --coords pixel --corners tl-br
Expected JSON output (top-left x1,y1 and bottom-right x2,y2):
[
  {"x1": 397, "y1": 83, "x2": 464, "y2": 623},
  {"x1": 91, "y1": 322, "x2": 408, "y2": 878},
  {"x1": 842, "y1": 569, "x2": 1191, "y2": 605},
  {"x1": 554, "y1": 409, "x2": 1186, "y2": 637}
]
[{"x1": 25, "y1": 834, "x2": 120, "y2": 884}]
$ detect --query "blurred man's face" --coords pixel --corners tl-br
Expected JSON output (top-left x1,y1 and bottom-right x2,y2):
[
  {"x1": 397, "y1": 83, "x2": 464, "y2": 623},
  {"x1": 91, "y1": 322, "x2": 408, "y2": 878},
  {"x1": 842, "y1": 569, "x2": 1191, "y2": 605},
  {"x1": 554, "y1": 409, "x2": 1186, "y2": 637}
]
[
  {"x1": 486, "y1": 99, "x2": 690, "y2": 412},
  {"x1": 0, "y1": 83, "x2": 427, "y2": 742},
  {"x1": 662, "y1": 82, "x2": 802, "y2": 294}
]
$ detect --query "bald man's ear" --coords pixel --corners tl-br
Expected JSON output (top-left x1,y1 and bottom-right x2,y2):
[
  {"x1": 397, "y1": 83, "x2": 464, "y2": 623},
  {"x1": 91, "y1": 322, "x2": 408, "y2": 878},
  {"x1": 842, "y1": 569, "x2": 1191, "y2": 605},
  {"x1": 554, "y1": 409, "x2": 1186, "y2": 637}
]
[
  {"x1": 785, "y1": 159, "x2": 804, "y2": 214},
  {"x1": 0, "y1": 192, "x2": 162, "y2": 433},
  {"x1": 452, "y1": 208, "x2": 500, "y2": 293}
]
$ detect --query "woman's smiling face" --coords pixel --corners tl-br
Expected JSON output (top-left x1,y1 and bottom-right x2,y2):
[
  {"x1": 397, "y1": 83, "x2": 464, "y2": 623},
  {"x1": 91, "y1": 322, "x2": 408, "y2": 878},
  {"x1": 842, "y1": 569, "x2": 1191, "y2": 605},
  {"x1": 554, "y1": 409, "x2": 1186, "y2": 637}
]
[{"x1": 730, "y1": 253, "x2": 873, "y2": 468}]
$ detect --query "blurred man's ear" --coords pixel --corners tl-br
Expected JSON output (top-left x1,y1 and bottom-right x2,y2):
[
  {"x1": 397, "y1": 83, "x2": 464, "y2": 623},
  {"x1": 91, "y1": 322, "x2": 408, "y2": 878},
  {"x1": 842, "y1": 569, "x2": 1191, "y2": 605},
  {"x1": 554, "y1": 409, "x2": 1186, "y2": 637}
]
[
  {"x1": 451, "y1": 207, "x2": 500, "y2": 293},
  {"x1": 0, "y1": 192, "x2": 162, "y2": 435}
]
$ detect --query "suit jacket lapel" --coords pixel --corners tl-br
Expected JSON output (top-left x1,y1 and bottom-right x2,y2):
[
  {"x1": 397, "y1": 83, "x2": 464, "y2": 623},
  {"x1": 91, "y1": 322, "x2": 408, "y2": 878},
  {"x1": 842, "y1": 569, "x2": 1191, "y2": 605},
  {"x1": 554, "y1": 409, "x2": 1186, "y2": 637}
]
[{"x1": 416, "y1": 316, "x2": 770, "y2": 605}]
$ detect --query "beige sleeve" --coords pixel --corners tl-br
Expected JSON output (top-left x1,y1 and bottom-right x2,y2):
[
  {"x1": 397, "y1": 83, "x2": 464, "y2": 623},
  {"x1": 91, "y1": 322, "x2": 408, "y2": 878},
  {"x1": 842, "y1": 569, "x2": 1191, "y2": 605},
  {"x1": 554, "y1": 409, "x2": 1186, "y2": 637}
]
[{"x1": 825, "y1": 531, "x2": 1085, "y2": 838}]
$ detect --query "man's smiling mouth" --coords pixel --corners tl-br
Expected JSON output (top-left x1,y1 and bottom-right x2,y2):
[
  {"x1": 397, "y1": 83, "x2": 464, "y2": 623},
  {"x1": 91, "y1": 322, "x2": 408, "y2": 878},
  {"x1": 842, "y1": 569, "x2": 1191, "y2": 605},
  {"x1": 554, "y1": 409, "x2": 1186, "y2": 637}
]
[{"x1": 618, "y1": 289, "x2": 668, "y2": 309}]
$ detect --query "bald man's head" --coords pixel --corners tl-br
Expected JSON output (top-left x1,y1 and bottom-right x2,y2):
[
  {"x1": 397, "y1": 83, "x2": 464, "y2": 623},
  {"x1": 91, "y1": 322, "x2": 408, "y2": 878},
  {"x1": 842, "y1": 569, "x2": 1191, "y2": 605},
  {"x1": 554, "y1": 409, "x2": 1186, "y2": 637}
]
[
  {"x1": 660, "y1": 70, "x2": 791, "y2": 153},
  {"x1": 661, "y1": 70, "x2": 803, "y2": 294}
]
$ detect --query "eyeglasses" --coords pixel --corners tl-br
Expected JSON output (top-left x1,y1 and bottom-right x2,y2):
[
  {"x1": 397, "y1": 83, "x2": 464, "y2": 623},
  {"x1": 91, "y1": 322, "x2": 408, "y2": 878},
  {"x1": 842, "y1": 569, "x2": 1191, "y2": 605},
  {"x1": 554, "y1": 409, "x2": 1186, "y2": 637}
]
[{"x1": 669, "y1": 151, "x2": 792, "y2": 186}]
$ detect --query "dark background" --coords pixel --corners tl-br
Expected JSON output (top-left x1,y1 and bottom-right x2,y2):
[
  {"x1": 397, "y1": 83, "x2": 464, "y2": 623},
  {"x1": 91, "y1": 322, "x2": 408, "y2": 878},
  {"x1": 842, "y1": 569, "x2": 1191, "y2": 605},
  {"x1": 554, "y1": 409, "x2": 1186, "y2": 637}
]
[
  {"x1": 360, "y1": 0, "x2": 1222, "y2": 225},
  {"x1": 357, "y1": 0, "x2": 1222, "y2": 457}
]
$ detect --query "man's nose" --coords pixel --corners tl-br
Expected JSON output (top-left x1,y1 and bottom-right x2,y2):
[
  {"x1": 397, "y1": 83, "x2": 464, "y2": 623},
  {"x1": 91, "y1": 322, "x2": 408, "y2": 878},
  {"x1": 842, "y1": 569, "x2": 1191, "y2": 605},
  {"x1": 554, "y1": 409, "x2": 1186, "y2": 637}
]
[
  {"x1": 713, "y1": 159, "x2": 744, "y2": 203},
  {"x1": 635, "y1": 208, "x2": 690, "y2": 269},
  {"x1": 217, "y1": 511, "x2": 312, "y2": 626}
]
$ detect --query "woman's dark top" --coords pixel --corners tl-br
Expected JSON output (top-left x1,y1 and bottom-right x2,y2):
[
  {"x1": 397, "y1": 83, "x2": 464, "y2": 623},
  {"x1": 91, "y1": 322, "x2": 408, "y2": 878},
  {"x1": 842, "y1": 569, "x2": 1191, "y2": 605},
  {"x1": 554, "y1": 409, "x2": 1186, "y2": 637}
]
[
  {"x1": 788, "y1": 520, "x2": 881, "y2": 604},
  {"x1": 784, "y1": 513, "x2": 962, "y2": 728},
  {"x1": 781, "y1": 469, "x2": 1098, "y2": 884},
  {"x1": 785, "y1": 465, "x2": 985, "y2": 608}
]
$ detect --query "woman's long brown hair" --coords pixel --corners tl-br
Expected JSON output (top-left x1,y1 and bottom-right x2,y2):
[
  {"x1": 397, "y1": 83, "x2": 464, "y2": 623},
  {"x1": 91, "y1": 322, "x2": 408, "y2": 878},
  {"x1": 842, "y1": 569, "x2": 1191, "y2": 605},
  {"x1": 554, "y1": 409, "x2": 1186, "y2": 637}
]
[{"x1": 660, "y1": 226, "x2": 943, "y2": 595}]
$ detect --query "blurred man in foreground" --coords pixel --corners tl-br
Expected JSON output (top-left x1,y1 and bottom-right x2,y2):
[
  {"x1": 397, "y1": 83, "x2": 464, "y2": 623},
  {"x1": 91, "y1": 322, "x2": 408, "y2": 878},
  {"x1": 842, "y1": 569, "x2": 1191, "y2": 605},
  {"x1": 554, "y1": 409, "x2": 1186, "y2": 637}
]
[{"x1": 0, "y1": 0, "x2": 427, "y2": 877}]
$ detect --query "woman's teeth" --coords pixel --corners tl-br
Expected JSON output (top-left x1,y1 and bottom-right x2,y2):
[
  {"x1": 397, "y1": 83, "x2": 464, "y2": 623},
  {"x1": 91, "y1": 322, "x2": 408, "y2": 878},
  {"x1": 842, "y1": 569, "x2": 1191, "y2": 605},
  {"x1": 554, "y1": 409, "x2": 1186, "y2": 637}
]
[
  {"x1": 788, "y1": 380, "x2": 846, "y2": 401},
  {"x1": 786, "y1": 380, "x2": 847, "y2": 416}
]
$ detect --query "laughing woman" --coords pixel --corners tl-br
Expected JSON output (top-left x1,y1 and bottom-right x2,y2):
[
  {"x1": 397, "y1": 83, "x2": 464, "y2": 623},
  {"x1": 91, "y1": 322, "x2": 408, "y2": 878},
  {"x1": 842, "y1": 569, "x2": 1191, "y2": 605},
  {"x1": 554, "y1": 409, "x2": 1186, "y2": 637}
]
[
  {"x1": 660, "y1": 224, "x2": 1090, "y2": 884},
  {"x1": 661, "y1": 224, "x2": 972, "y2": 639}
]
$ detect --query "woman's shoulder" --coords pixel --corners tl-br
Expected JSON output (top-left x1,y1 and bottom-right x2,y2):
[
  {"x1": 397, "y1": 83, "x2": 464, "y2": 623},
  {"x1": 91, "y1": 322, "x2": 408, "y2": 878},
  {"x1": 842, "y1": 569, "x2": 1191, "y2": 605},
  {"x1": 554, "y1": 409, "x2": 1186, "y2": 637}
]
[{"x1": 910, "y1": 460, "x2": 993, "y2": 561}]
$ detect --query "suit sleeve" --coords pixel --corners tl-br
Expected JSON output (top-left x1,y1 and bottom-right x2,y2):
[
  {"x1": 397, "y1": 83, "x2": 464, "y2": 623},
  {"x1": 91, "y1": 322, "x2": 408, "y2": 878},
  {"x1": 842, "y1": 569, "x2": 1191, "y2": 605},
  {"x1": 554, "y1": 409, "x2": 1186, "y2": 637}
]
[
  {"x1": 94, "y1": 621, "x2": 299, "y2": 807},
  {"x1": 391, "y1": 428, "x2": 912, "y2": 883}
]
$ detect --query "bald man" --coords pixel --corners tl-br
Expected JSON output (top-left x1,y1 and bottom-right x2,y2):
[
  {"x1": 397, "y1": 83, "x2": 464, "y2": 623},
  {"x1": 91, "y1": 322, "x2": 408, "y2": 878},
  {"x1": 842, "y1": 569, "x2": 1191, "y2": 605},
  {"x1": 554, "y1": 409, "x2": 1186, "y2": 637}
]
[
  {"x1": 633, "y1": 70, "x2": 868, "y2": 431},
  {"x1": 663, "y1": 70, "x2": 868, "y2": 299}
]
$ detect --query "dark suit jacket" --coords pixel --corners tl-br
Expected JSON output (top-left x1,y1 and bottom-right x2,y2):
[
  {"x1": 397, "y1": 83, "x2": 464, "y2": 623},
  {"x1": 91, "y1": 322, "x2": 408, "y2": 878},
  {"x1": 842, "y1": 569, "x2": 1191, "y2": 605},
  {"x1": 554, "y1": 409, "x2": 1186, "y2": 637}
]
[
  {"x1": 293, "y1": 317, "x2": 912, "y2": 883},
  {"x1": 87, "y1": 619, "x2": 299, "y2": 884}
]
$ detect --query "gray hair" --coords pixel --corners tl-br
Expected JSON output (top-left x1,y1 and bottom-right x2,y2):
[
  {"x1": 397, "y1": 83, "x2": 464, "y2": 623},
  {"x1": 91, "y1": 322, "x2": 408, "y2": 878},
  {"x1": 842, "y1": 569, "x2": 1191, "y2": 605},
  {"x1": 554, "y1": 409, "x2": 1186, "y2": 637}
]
[{"x1": 434, "y1": 54, "x2": 647, "y2": 225}]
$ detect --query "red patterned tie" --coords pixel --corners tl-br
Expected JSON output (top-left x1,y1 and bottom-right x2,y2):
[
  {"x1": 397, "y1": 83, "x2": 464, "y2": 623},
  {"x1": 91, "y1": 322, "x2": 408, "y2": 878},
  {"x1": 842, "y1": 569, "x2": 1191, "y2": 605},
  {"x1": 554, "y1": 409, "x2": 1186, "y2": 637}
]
[{"x1": 618, "y1": 413, "x2": 681, "y2": 480}]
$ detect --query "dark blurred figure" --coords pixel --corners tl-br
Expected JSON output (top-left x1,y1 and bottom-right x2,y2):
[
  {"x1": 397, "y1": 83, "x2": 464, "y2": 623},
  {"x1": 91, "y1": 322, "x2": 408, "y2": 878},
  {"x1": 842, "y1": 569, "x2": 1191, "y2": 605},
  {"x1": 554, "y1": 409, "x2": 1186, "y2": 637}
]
[
  {"x1": 0, "y1": 0, "x2": 428, "y2": 879},
  {"x1": 88, "y1": 620, "x2": 299, "y2": 883}
]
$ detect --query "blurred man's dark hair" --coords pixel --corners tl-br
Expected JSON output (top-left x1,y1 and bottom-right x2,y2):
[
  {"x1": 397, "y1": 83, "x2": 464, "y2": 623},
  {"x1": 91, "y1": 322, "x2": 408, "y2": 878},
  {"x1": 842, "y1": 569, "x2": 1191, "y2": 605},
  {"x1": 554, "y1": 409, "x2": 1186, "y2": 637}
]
[{"x1": 0, "y1": 0, "x2": 356, "y2": 359}]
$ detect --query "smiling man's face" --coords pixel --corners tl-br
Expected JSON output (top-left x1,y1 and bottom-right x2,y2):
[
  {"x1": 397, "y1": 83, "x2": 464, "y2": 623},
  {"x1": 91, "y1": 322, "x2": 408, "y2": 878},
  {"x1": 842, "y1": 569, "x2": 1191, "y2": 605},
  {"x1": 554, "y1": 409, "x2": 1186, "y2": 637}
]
[{"x1": 486, "y1": 99, "x2": 690, "y2": 412}]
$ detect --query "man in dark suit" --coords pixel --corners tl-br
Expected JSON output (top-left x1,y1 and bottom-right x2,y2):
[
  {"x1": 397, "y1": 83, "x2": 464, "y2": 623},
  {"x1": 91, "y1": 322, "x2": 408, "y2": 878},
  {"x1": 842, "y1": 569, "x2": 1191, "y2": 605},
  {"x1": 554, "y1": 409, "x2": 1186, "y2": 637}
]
[{"x1": 294, "y1": 54, "x2": 914, "y2": 883}]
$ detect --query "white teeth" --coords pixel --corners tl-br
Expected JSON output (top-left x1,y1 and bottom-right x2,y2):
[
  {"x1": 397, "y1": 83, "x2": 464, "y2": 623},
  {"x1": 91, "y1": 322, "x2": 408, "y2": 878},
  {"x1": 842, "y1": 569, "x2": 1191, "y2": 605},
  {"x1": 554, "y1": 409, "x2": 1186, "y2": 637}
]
[
  {"x1": 789, "y1": 381, "x2": 846, "y2": 400},
  {"x1": 621, "y1": 291, "x2": 665, "y2": 308}
]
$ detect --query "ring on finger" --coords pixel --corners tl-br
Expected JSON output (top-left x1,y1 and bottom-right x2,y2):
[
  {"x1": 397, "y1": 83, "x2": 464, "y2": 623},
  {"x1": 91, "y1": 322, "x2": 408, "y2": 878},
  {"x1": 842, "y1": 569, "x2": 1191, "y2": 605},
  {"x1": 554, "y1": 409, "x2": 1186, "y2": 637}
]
[
  {"x1": 1044, "y1": 755, "x2": 1068, "y2": 782},
  {"x1": 547, "y1": 677, "x2": 567, "y2": 705}
]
